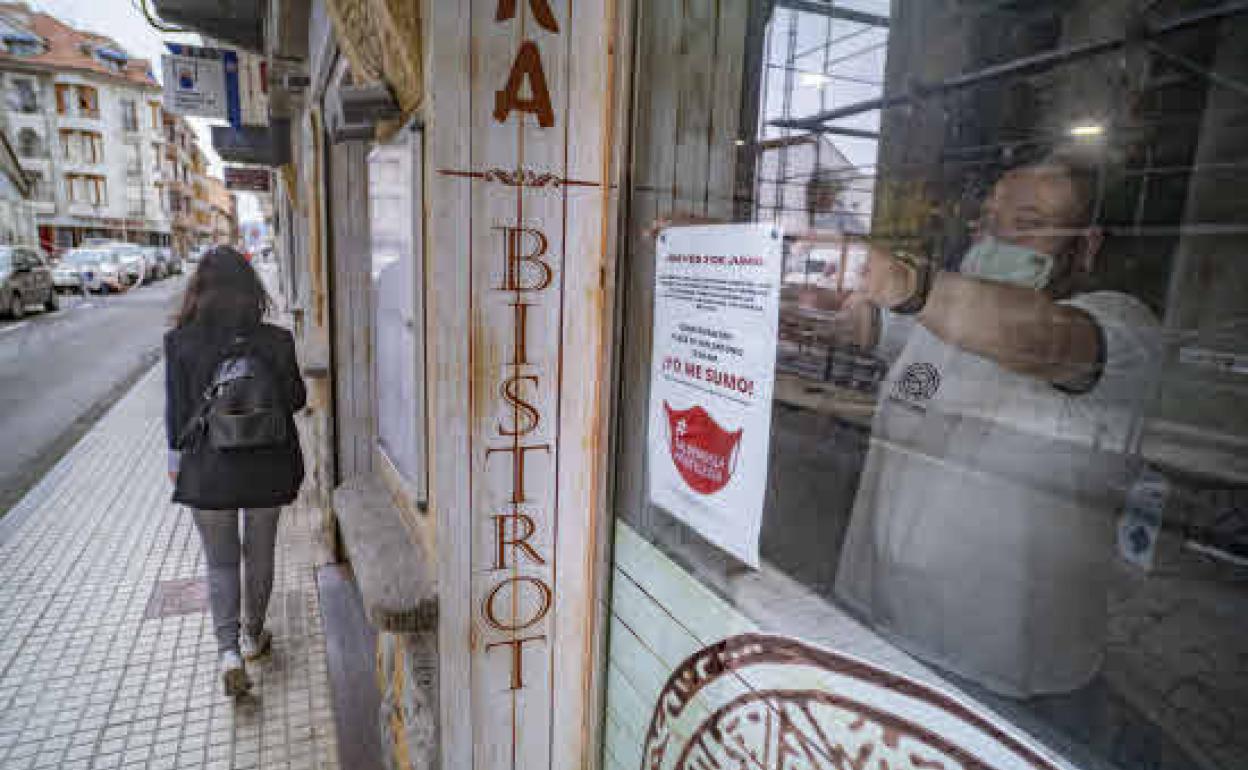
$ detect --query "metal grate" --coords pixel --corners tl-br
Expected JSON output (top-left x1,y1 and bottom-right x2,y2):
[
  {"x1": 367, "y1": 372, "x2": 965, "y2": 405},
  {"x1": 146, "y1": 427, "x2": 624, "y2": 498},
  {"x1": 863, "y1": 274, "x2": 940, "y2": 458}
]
[{"x1": 142, "y1": 577, "x2": 209, "y2": 619}]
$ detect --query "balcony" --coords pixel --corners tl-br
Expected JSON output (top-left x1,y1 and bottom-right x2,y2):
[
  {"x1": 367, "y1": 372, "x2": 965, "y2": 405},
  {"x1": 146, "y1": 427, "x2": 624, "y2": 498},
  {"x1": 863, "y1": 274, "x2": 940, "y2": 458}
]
[
  {"x1": 55, "y1": 113, "x2": 102, "y2": 132},
  {"x1": 18, "y1": 156, "x2": 51, "y2": 173},
  {"x1": 60, "y1": 158, "x2": 106, "y2": 175},
  {"x1": 68, "y1": 201, "x2": 104, "y2": 218}
]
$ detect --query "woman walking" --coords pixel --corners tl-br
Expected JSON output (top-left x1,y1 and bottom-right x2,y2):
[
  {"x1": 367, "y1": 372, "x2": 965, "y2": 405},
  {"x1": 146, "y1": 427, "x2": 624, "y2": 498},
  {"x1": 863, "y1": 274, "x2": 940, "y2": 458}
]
[{"x1": 164, "y1": 246, "x2": 306, "y2": 697}]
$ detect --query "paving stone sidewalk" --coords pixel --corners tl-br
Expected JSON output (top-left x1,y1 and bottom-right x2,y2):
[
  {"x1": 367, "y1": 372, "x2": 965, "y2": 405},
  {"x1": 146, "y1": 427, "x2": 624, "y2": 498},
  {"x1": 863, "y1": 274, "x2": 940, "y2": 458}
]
[{"x1": 0, "y1": 364, "x2": 340, "y2": 770}]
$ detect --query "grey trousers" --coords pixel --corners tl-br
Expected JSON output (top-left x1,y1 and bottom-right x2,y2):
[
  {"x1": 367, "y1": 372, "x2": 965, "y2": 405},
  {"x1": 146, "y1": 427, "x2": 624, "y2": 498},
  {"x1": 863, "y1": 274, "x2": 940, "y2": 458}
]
[{"x1": 191, "y1": 507, "x2": 282, "y2": 654}]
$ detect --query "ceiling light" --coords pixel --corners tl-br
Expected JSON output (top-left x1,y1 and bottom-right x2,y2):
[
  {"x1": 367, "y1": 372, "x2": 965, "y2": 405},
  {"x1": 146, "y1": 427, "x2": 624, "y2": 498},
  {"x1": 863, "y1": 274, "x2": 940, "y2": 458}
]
[
  {"x1": 1069, "y1": 123, "x2": 1104, "y2": 138},
  {"x1": 799, "y1": 71, "x2": 831, "y2": 88}
]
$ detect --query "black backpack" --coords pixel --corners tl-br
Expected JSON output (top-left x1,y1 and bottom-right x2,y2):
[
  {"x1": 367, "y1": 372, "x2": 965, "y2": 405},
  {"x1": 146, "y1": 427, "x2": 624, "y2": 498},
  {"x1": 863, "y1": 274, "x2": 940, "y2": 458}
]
[{"x1": 177, "y1": 334, "x2": 288, "y2": 452}]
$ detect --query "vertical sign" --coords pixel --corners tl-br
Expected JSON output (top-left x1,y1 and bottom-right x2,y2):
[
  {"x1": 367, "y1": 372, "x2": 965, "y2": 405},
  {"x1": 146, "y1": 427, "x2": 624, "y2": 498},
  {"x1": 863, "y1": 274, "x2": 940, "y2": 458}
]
[
  {"x1": 648, "y1": 225, "x2": 783, "y2": 567},
  {"x1": 428, "y1": 1, "x2": 614, "y2": 768}
]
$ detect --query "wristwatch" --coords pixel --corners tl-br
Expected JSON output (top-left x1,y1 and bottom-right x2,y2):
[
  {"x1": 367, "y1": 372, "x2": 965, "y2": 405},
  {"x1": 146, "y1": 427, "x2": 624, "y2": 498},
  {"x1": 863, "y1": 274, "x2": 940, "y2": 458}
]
[{"x1": 889, "y1": 255, "x2": 931, "y2": 315}]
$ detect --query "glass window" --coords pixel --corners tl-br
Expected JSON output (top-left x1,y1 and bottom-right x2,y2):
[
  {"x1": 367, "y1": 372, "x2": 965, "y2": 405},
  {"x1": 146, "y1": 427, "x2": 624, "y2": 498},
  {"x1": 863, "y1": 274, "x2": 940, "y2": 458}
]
[
  {"x1": 120, "y1": 99, "x2": 138, "y2": 132},
  {"x1": 17, "y1": 128, "x2": 41, "y2": 158},
  {"x1": 609, "y1": 3, "x2": 1248, "y2": 770},
  {"x1": 367, "y1": 126, "x2": 426, "y2": 497},
  {"x1": 26, "y1": 172, "x2": 48, "y2": 201},
  {"x1": 125, "y1": 144, "x2": 141, "y2": 175},
  {"x1": 67, "y1": 175, "x2": 105, "y2": 206},
  {"x1": 77, "y1": 86, "x2": 98, "y2": 118},
  {"x1": 10, "y1": 78, "x2": 37, "y2": 112},
  {"x1": 6, "y1": 39, "x2": 41, "y2": 57}
]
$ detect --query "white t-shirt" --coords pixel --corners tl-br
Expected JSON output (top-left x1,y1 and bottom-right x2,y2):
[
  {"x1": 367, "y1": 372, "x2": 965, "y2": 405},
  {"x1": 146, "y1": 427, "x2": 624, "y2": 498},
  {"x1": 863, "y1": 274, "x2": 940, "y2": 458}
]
[{"x1": 835, "y1": 291, "x2": 1159, "y2": 698}]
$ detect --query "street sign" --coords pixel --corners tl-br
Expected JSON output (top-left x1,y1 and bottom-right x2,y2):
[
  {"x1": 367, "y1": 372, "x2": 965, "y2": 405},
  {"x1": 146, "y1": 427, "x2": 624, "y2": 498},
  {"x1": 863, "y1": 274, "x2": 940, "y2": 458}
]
[
  {"x1": 162, "y1": 44, "x2": 241, "y2": 125},
  {"x1": 224, "y1": 166, "x2": 271, "y2": 192}
]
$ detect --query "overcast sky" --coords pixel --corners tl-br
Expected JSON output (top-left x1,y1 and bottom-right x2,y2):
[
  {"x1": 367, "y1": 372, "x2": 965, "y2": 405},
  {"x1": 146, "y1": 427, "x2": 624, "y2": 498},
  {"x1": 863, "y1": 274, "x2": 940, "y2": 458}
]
[{"x1": 29, "y1": 0, "x2": 262, "y2": 221}]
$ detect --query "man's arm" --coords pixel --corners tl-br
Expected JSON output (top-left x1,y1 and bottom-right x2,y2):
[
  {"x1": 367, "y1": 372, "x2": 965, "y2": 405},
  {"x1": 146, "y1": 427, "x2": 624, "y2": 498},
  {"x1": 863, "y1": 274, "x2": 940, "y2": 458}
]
[
  {"x1": 920, "y1": 272, "x2": 1101, "y2": 385},
  {"x1": 864, "y1": 250, "x2": 1101, "y2": 385}
]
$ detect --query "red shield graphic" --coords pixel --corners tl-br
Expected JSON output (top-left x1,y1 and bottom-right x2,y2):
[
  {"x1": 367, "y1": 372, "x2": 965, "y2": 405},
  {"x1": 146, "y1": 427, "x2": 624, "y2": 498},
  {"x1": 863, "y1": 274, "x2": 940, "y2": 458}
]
[{"x1": 663, "y1": 402, "x2": 743, "y2": 495}]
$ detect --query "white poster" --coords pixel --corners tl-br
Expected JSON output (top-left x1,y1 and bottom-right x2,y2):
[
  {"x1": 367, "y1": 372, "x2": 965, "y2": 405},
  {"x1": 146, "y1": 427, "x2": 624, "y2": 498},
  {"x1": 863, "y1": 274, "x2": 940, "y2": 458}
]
[
  {"x1": 162, "y1": 52, "x2": 227, "y2": 120},
  {"x1": 648, "y1": 223, "x2": 783, "y2": 567}
]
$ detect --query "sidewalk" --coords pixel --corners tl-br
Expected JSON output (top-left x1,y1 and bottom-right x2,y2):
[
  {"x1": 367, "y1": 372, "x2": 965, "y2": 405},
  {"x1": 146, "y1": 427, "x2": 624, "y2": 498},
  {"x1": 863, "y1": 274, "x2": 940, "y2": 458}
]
[{"x1": 0, "y1": 364, "x2": 341, "y2": 770}]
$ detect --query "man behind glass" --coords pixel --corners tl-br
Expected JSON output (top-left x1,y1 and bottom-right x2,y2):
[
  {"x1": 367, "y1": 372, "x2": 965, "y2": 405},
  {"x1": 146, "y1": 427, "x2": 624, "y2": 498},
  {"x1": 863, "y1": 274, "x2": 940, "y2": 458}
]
[{"x1": 836, "y1": 156, "x2": 1159, "y2": 699}]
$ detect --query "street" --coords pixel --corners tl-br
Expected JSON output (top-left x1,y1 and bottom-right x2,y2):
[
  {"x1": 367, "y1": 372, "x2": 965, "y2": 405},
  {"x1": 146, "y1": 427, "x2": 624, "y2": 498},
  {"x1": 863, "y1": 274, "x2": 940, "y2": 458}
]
[{"x1": 0, "y1": 277, "x2": 186, "y2": 517}]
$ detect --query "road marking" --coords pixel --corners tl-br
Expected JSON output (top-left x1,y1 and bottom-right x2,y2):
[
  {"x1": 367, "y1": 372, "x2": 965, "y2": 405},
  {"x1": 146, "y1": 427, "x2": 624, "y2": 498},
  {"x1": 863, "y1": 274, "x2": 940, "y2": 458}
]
[{"x1": 0, "y1": 321, "x2": 29, "y2": 336}]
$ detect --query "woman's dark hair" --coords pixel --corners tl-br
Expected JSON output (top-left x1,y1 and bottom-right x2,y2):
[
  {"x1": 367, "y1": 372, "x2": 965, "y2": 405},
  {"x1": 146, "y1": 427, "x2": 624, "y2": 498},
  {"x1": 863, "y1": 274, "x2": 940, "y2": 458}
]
[{"x1": 174, "y1": 246, "x2": 271, "y2": 330}]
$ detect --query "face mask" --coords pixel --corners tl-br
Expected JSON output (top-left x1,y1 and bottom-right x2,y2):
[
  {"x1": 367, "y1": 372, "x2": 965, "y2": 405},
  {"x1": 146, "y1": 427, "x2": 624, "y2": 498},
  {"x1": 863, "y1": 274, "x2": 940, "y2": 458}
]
[{"x1": 960, "y1": 236, "x2": 1054, "y2": 289}]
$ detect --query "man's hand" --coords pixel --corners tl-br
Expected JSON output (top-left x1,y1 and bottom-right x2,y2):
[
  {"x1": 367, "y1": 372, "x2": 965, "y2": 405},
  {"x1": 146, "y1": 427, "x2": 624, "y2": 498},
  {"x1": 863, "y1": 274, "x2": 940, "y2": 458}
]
[
  {"x1": 168, "y1": 471, "x2": 177, "y2": 484},
  {"x1": 837, "y1": 292, "x2": 882, "y2": 350},
  {"x1": 861, "y1": 247, "x2": 918, "y2": 309}
]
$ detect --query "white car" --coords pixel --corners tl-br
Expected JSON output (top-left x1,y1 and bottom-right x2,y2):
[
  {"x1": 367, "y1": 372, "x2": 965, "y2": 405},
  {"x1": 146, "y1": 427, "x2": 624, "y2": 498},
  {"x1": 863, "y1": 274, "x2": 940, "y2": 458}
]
[
  {"x1": 59, "y1": 247, "x2": 128, "y2": 293},
  {"x1": 51, "y1": 256, "x2": 84, "y2": 292},
  {"x1": 113, "y1": 245, "x2": 148, "y2": 285}
]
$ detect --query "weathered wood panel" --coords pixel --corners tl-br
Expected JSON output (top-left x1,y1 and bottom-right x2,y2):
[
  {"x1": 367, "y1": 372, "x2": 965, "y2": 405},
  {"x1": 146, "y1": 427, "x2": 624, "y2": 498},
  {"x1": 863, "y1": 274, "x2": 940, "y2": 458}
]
[
  {"x1": 423, "y1": 1, "x2": 622, "y2": 769},
  {"x1": 422, "y1": 1, "x2": 473, "y2": 768},
  {"x1": 328, "y1": 136, "x2": 375, "y2": 482},
  {"x1": 603, "y1": 524, "x2": 1072, "y2": 770}
]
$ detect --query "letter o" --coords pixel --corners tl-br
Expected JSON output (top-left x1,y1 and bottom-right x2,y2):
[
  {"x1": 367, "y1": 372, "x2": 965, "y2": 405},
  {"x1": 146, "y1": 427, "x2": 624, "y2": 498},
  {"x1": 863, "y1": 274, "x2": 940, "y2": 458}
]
[{"x1": 483, "y1": 576, "x2": 553, "y2": 632}]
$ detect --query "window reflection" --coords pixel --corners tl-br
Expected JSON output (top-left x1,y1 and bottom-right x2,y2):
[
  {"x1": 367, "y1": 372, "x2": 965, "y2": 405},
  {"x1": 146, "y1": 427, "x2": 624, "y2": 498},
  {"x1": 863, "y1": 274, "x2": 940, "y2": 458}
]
[{"x1": 616, "y1": 2, "x2": 1248, "y2": 769}]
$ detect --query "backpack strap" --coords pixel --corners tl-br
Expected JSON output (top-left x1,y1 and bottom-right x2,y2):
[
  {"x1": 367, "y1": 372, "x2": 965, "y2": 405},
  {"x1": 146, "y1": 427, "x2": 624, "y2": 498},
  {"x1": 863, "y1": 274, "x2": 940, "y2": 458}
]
[
  {"x1": 174, "y1": 389, "x2": 215, "y2": 451},
  {"x1": 174, "y1": 334, "x2": 252, "y2": 452}
]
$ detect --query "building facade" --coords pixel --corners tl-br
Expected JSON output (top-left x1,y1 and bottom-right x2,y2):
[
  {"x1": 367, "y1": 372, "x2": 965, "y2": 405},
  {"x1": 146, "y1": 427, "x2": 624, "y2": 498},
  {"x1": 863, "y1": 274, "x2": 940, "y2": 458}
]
[
  {"x1": 204, "y1": 174, "x2": 237, "y2": 246},
  {"x1": 0, "y1": 3, "x2": 171, "y2": 251},
  {"x1": 0, "y1": 128, "x2": 33, "y2": 244},
  {"x1": 158, "y1": 2, "x2": 1248, "y2": 770}
]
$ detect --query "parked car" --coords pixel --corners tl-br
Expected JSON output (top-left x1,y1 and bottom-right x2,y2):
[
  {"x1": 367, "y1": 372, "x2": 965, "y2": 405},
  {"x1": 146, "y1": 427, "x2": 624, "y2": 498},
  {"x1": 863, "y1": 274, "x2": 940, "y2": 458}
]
[
  {"x1": 0, "y1": 245, "x2": 58, "y2": 318},
  {"x1": 60, "y1": 247, "x2": 127, "y2": 294},
  {"x1": 142, "y1": 247, "x2": 169, "y2": 280},
  {"x1": 158, "y1": 245, "x2": 182, "y2": 275},
  {"x1": 52, "y1": 253, "x2": 84, "y2": 292},
  {"x1": 114, "y1": 245, "x2": 148, "y2": 285}
]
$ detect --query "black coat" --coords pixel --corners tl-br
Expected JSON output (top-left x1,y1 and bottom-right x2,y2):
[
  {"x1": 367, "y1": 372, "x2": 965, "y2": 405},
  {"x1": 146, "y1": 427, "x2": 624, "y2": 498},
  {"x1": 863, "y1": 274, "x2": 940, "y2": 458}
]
[{"x1": 165, "y1": 322, "x2": 306, "y2": 509}]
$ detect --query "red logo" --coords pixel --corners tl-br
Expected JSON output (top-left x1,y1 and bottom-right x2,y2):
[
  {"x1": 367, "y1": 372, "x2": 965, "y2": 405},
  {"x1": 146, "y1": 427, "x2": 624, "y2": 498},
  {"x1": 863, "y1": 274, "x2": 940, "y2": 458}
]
[{"x1": 664, "y1": 402, "x2": 743, "y2": 495}]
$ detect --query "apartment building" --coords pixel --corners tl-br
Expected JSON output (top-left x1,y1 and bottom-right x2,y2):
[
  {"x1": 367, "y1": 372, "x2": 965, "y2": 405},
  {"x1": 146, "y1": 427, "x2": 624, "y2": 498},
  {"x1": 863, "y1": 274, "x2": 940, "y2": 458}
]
[
  {"x1": 204, "y1": 174, "x2": 236, "y2": 246},
  {"x1": 156, "y1": 108, "x2": 197, "y2": 256},
  {"x1": 188, "y1": 143, "x2": 213, "y2": 246},
  {"x1": 0, "y1": 3, "x2": 168, "y2": 251}
]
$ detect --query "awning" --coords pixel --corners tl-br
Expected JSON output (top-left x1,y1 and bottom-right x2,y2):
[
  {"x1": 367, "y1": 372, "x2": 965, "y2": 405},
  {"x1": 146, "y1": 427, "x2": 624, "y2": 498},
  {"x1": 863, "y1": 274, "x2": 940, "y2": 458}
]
[
  {"x1": 152, "y1": 0, "x2": 264, "y2": 53},
  {"x1": 2, "y1": 30, "x2": 42, "y2": 45},
  {"x1": 324, "y1": 0, "x2": 422, "y2": 135},
  {"x1": 94, "y1": 46, "x2": 129, "y2": 64}
]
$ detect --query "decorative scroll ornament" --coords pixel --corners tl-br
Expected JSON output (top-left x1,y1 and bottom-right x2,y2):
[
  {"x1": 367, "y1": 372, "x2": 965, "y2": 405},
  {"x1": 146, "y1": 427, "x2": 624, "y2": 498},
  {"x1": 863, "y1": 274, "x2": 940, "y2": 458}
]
[{"x1": 438, "y1": 167, "x2": 599, "y2": 188}]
